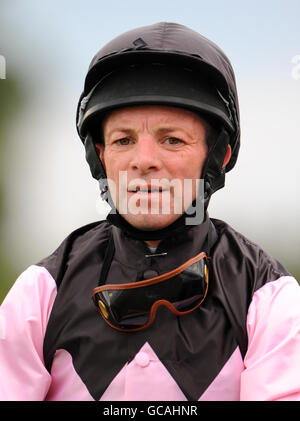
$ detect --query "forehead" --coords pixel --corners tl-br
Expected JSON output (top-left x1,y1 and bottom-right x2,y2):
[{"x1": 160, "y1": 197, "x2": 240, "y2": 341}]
[{"x1": 102, "y1": 105, "x2": 207, "y2": 131}]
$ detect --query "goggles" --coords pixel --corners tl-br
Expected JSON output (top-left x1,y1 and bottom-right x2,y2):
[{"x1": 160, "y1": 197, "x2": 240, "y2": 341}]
[{"x1": 92, "y1": 251, "x2": 209, "y2": 332}]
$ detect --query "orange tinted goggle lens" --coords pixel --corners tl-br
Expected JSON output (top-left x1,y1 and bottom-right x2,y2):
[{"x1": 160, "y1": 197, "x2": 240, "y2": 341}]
[{"x1": 92, "y1": 252, "x2": 209, "y2": 332}]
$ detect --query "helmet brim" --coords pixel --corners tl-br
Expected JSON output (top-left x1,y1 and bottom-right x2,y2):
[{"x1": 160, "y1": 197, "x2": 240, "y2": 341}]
[{"x1": 78, "y1": 62, "x2": 234, "y2": 141}]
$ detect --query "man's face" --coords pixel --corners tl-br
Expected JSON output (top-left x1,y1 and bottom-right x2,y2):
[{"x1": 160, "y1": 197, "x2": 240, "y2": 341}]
[{"x1": 97, "y1": 105, "x2": 208, "y2": 231}]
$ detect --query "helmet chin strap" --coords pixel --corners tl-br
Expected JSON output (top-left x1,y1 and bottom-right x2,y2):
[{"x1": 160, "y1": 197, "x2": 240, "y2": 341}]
[
  {"x1": 84, "y1": 134, "x2": 106, "y2": 181},
  {"x1": 202, "y1": 127, "x2": 230, "y2": 208}
]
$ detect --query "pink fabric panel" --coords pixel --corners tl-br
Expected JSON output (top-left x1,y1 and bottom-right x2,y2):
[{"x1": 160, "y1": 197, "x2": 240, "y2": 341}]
[
  {"x1": 0, "y1": 265, "x2": 57, "y2": 400},
  {"x1": 241, "y1": 276, "x2": 300, "y2": 401},
  {"x1": 199, "y1": 346, "x2": 244, "y2": 401},
  {"x1": 45, "y1": 349, "x2": 93, "y2": 401},
  {"x1": 100, "y1": 342, "x2": 187, "y2": 401}
]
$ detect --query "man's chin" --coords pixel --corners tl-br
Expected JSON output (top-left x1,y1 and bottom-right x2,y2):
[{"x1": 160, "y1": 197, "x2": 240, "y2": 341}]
[{"x1": 120, "y1": 213, "x2": 182, "y2": 231}]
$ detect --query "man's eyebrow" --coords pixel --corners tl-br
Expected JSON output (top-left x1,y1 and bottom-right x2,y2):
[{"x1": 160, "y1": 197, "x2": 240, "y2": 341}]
[
  {"x1": 155, "y1": 127, "x2": 183, "y2": 133},
  {"x1": 105, "y1": 127, "x2": 135, "y2": 138}
]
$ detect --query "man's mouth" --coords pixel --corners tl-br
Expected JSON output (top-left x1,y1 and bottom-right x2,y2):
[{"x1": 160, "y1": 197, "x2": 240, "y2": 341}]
[{"x1": 128, "y1": 185, "x2": 165, "y2": 193}]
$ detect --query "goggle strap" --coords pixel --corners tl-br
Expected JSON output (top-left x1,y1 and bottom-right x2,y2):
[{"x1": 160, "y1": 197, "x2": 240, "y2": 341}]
[{"x1": 94, "y1": 251, "x2": 207, "y2": 294}]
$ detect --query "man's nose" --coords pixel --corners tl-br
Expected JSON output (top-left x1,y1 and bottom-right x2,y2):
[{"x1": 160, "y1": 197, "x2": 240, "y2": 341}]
[{"x1": 130, "y1": 136, "x2": 162, "y2": 174}]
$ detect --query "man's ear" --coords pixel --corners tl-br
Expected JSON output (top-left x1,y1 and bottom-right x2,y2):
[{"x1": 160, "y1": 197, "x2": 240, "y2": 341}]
[
  {"x1": 95, "y1": 143, "x2": 106, "y2": 171},
  {"x1": 222, "y1": 144, "x2": 232, "y2": 169}
]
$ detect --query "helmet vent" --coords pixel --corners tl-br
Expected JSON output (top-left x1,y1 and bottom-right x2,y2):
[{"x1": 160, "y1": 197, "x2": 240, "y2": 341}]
[{"x1": 133, "y1": 38, "x2": 148, "y2": 49}]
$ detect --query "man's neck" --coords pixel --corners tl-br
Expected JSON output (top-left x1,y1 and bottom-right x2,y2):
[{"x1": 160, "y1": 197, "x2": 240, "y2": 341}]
[{"x1": 145, "y1": 239, "x2": 162, "y2": 249}]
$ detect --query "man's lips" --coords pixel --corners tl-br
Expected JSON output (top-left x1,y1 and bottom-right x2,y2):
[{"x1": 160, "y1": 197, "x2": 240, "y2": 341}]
[{"x1": 127, "y1": 185, "x2": 167, "y2": 193}]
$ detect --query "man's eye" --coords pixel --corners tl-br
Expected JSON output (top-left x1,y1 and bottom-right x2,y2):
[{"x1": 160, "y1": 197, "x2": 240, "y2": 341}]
[
  {"x1": 115, "y1": 137, "x2": 131, "y2": 146},
  {"x1": 165, "y1": 137, "x2": 183, "y2": 145}
]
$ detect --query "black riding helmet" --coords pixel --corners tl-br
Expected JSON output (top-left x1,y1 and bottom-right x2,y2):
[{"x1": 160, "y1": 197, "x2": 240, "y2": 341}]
[{"x1": 76, "y1": 22, "x2": 241, "y2": 239}]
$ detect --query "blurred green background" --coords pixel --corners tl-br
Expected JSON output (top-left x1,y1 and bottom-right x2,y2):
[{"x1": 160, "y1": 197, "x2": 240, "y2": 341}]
[
  {"x1": 0, "y1": 0, "x2": 300, "y2": 303},
  {"x1": 0, "y1": 75, "x2": 24, "y2": 300}
]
